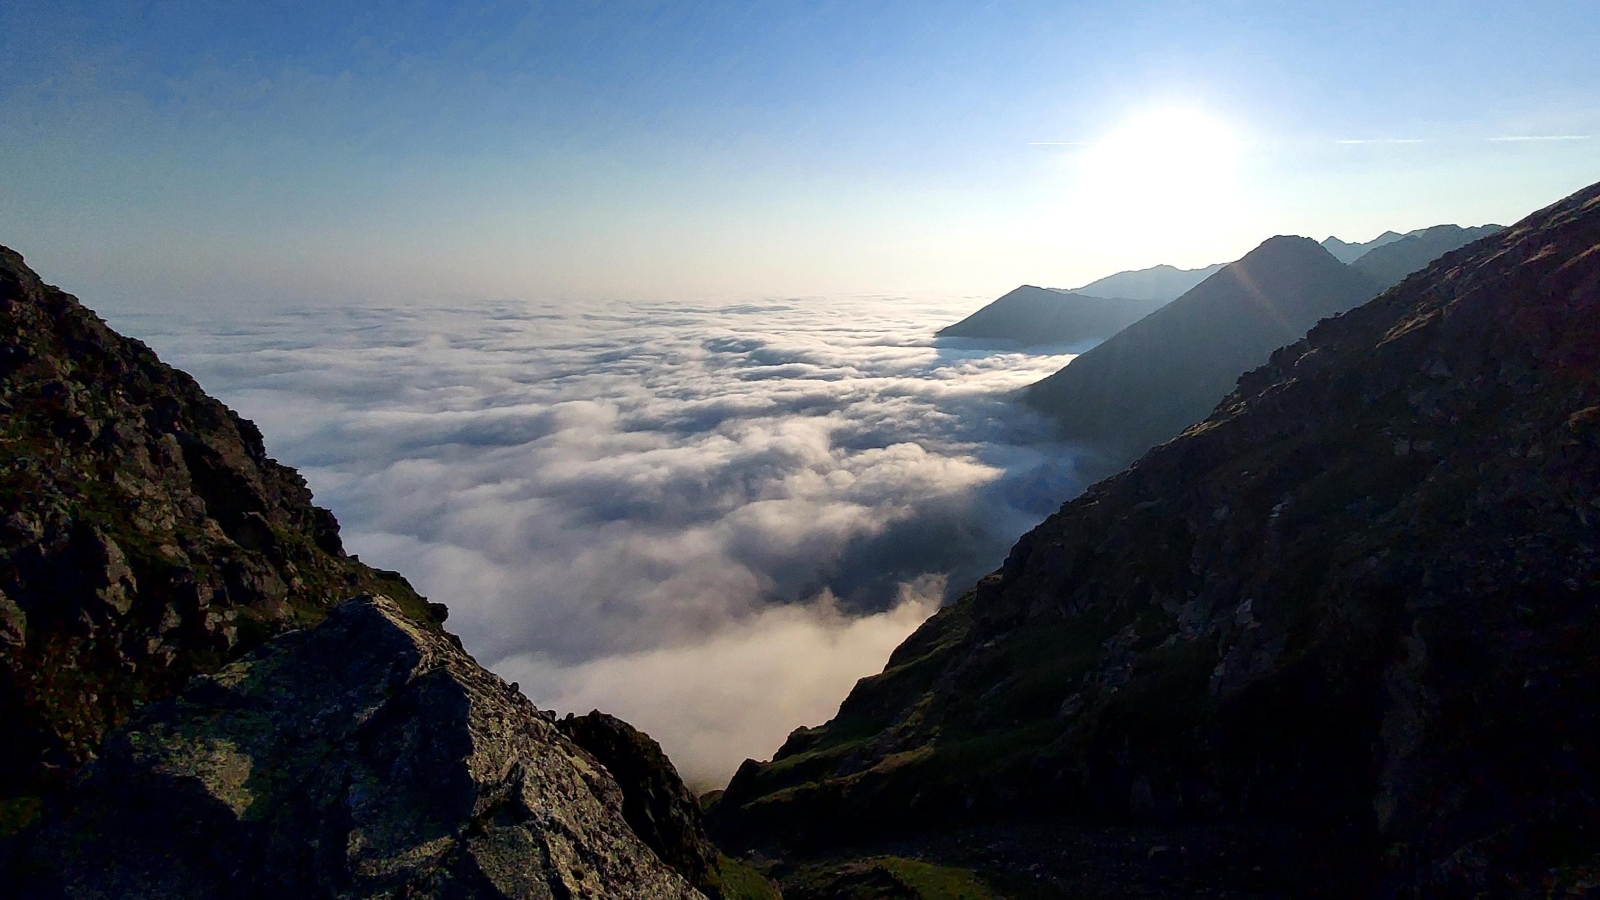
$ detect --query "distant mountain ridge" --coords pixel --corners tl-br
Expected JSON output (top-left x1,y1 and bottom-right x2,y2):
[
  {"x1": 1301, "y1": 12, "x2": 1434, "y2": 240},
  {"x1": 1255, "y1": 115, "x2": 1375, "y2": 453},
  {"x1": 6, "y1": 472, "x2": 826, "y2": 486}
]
[
  {"x1": 940, "y1": 223, "x2": 1495, "y2": 352},
  {"x1": 937, "y1": 286, "x2": 1166, "y2": 346},
  {"x1": 1025, "y1": 235, "x2": 1382, "y2": 467},
  {"x1": 1020, "y1": 221, "x2": 1506, "y2": 473},
  {"x1": 1069, "y1": 262, "x2": 1226, "y2": 302},
  {"x1": 1321, "y1": 229, "x2": 1404, "y2": 262},
  {"x1": 1351, "y1": 223, "x2": 1504, "y2": 288}
]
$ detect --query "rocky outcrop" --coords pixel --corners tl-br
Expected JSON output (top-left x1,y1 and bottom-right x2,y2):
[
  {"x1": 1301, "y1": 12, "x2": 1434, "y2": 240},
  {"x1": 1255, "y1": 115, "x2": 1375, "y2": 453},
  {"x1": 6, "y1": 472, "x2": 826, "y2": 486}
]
[
  {"x1": 559, "y1": 712, "x2": 722, "y2": 898},
  {"x1": 712, "y1": 182, "x2": 1600, "y2": 895},
  {"x1": 0, "y1": 245, "x2": 438, "y2": 821},
  {"x1": 1, "y1": 248, "x2": 721, "y2": 897},
  {"x1": 936, "y1": 286, "x2": 1165, "y2": 346},
  {"x1": 1026, "y1": 235, "x2": 1382, "y2": 468},
  {"x1": 25, "y1": 594, "x2": 701, "y2": 899}
]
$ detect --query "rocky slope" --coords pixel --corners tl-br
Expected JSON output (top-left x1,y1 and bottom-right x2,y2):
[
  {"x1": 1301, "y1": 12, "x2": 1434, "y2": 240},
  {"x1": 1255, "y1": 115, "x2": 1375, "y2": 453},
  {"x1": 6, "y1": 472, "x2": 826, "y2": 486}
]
[
  {"x1": 0, "y1": 247, "x2": 737, "y2": 897},
  {"x1": 558, "y1": 712, "x2": 723, "y2": 898},
  {"x1": 1026, "y1": 235, "x2": 1382, "y2": 469},
  {"x1": 0, "y1": 245, "x2": 443, "y2": 826},
  {"x1": 1353, "y1": 223, "x2": 1504, "y2": 289},
  {"x1": 936, "y1": 286, "x2": 1165, "y2": 346},
  {"x1": 23, "y1": 594, "x2": 701, "y2": 898},
  {"x1": 1069, "y1": 263, "x2": 1225, "y2": 304},
  {"x1": 710, "y1": 182, "x2": 1600, "y2": 896}
]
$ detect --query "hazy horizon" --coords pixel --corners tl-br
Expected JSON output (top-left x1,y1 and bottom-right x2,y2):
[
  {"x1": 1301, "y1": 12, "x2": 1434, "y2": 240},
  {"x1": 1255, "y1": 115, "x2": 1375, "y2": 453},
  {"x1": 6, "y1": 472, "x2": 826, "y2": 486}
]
[{"x1": 4, "y1": 1, "x2": 1597, "y2": 309}]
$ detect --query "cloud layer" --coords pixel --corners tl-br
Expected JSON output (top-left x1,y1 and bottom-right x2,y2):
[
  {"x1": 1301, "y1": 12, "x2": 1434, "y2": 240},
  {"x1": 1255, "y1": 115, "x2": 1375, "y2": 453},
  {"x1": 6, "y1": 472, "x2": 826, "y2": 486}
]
[{"x1": 109, "y1": 294, "x2": 1089, "y2": 786}]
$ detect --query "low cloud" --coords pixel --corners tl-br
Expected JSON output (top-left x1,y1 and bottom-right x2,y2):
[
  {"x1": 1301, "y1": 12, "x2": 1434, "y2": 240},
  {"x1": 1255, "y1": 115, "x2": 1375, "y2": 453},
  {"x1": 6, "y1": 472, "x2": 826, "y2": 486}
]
[
  {"x1": 501, "y1": 577, "x2": 943, "y2": 788},
  {"x1": 108, "y1": 294, "x2": 1088, "y2": 785}
]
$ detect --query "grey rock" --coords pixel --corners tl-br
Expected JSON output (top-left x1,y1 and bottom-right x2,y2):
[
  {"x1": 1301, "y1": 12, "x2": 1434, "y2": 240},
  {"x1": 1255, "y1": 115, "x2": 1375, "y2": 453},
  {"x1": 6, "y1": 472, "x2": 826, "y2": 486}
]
[{"x1": 31, "y1": 594, "x2": 702, "y2": 900}]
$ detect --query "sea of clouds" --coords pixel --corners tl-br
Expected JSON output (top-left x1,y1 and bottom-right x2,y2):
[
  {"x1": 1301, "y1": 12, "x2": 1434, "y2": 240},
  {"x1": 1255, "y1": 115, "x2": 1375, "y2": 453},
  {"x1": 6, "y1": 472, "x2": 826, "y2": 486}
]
[{"x1": 105, "y1": 294, "x2": 1094, "y2": 787}]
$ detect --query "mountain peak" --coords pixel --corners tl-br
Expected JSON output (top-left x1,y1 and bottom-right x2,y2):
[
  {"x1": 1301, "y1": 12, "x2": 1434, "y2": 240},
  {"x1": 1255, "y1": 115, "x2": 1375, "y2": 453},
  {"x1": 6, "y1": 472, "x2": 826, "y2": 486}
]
[
  {"x1": 1249, "y1": 233, "x2": 1343, "y2": 262},
  {"x1": 1024, "y1": 232, "x2": 1380, "y2": 466},
  {"x1": 936, "y1": 285, "x2": 1167, "y2": 345},
  {"x1": 710, "y1": 178, "x2": 1600, "y2": 893},
  {"x1": 1321, "y1": 229, "x2": 1406, "y2": 262}
]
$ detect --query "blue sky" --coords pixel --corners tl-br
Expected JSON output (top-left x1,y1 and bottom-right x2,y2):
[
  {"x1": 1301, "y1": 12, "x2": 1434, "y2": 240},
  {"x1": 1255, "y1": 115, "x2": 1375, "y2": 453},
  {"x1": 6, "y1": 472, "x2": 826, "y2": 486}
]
[{"x1": 3, "y1": 0, "x2": 1597, "y2": 305}]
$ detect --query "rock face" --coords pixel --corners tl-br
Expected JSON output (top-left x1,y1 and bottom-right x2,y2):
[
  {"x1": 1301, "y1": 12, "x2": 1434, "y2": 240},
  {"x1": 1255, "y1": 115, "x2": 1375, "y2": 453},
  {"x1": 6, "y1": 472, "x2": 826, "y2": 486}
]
[
  {"x1": 1352, "y1": 223, "x2": 1504, "y2": 289},
  {"x1": 936, "y1": 286, "x2": 1165, "y2": 346},
  {"x1": 0, "y1": 245, "x2": 436, "y2": 819},
  {"x1": 1026, "y1": 236, "x2": 1382, "y2": 468},
  {"x1": 558, "y1": 712, "x2": 722, "y2": 898},
  {"x1": 712, "y1": 182, "x2": 1600, "y2": 895},
  {"x1": 1070, "y1": 262, "x2": 1226, "y2": 303},
  {"x1": 26, "y1": 594, "x2": 701, "y2": 899},
  {"x1": 1, "y1": 249, "x2": 715, "y2": 897}
]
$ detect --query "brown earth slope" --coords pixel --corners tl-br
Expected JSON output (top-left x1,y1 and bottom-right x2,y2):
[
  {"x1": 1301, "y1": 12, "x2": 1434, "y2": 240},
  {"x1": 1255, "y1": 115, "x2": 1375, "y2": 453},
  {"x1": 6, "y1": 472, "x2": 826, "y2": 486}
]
[{"x1": 711, "y1": 183, "x2": 1600, "y2": 896}]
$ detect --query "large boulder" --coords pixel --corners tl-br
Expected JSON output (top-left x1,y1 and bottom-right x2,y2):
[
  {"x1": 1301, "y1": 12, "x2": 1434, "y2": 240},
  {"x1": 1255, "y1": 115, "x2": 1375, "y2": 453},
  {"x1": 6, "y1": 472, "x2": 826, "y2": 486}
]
[
  {"x1": 559, "y1": 712, "x2": 723, "y2": 898},
  {"x1": 26, "y1": 594, "x2": 702, "y2": 899}
]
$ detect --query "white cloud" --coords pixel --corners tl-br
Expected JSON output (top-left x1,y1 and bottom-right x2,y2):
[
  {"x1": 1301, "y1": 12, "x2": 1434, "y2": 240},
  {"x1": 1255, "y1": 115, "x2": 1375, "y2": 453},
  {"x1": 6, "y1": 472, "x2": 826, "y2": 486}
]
[
  {"x1": 501, "y1": 578, "x2": 945, "y2": 789},
  {"x1": 104, "y1": 293, "x2": 1091, "y2": 785}
]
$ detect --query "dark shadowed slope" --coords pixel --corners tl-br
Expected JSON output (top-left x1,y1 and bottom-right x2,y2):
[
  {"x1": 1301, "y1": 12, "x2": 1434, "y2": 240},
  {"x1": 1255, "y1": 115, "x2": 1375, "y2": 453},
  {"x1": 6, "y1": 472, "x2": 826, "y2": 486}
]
[
  {"x1": 1321, "y1": 230, "x2": 1404, "y2": 263},
  {"x1": 1353, "y1": 223, "x2": 1505, "y2": 289},
  {"x1": 28, "y1": 595, "x2": 702, "y2": 899},
  {"x1": 1070, "y1": 262, "x2": 1226, "y2": 303},
  {"x1": 710, "y1": 180, "x2": 1600, "y2": 896},
  {"x1": 936, "y1": 285, "x2": 1166, "y2": 346},
  {"x1": 1025, "y1": 236, "x2": 1381, "y2": 468},
  {"x1": 0, "y1": 244, "x2": 436, "y2": 821},
  {"x1": 1, "y1": 247, "x2": 745, "y2": 898}
]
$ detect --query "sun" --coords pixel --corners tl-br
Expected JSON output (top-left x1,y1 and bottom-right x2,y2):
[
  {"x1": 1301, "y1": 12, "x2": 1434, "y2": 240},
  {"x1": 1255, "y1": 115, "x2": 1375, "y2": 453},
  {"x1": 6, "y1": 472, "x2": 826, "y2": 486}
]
[{"x1": 1074, "y1": 108, "x2": 1244, "y2": 215}]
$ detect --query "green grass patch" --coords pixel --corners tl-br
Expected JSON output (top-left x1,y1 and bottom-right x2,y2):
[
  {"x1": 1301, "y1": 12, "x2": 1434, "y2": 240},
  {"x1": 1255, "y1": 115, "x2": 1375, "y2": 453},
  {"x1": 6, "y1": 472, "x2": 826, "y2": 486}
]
[
  {"x1": 876, "y1": 857, "x2": 996, "y2": 899},
  {"x1": 710, "y1": 854, "x2": 782, "y2": 900},
  {"x1": 785, "y1": 856, "x2": 997, "y2": 900}
]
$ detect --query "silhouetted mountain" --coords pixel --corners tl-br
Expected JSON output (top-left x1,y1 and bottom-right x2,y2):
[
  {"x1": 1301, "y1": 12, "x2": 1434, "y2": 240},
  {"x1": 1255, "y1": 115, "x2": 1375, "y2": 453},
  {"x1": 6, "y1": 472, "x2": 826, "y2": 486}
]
[
  {"x1": 1321, "y1": 229, "x2": 1404, "y2": 262},
  {"x1": 1070, "y1": 262, "x2": 1226, "y2": 303},
  {"x1": 710, "y1": 180, "x2": 1600, "y2": 897},
  {"x1": 937, "y1": 286, "x2": 1166, "y2": 346},
  {"x1": 1025, "y1": 235, "x2": 1382, "y2": 469},
  {"x1": 1353, "y1": 223, "x2": 1504, "y2": 288}
]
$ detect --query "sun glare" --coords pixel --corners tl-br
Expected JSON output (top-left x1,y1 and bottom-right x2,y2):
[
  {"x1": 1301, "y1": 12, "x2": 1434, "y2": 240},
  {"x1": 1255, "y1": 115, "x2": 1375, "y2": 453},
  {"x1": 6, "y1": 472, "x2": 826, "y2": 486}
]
[
  {"x1": 1081, "y1": 107, "x2": 1241, "y2": 209},
  {"x1": 1060, "y1": 108, "x2": 1248, "y2": 257}
]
